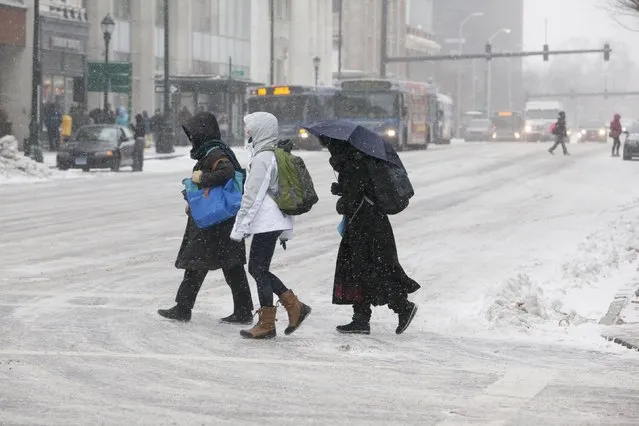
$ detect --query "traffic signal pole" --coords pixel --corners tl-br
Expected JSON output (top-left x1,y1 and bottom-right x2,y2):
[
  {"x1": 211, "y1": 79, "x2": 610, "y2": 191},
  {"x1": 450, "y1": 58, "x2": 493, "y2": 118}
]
[{"x1": 383, "y1": 45, "x2": 612, "y2": 64}]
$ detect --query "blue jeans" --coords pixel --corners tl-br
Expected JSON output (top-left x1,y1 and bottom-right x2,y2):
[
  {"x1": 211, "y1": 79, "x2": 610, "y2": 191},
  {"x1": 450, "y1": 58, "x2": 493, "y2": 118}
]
[{"x1": 249, "y1": 231, "x2": 288, "y2": 307}]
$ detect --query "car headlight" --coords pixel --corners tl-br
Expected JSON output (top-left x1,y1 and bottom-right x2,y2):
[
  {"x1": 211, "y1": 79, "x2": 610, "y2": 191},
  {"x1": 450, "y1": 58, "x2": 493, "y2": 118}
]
[
  {"x1": 105, "y1": 150, "x2": 114, "y2": 156},
  {"x1": 525, "y1": 124, "x2": 532, "y2": 133},
  {"x1": 386, "y1": 129, "x2": 397, "y2": 137},
  {"x1": 298, "y1": 128, "x2": 309, "y2": 139},
  {"x1": 567, "y1": 129, "x2": 572, "y2": 136},
  {"x1": 623, "y1": 127, "x2": 627, "y2": 132},
  {"x1": 598, "y1": 129, "x2": 606, "y2": 136},
  {"x1": 581, "y1": 129, "x2": 586, "y2": 135},
  {"x1": 514, "y1": 132, "x2": 521, "y2": 139},
  {"x1": 492, "y1": 133, "x2": 497, "y2": 139}
]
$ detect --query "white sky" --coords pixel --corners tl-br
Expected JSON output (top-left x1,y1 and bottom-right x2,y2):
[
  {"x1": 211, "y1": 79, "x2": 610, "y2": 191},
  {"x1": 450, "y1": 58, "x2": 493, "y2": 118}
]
[{"x1": 524, "y1": 0, "x2": 638, "y2": 49}]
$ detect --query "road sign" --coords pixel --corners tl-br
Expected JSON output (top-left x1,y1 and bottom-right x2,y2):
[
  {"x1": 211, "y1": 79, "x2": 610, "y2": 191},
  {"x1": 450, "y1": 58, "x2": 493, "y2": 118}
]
[
  {"x1": 87, "y1": 62, "x2": 132, "y2": 94},
  {"x1": 154, "y1": 85, "x2": 179, "y2": 94},
  {"x1": 231, "y1": 69, "x2": 244, "y2": 78}
]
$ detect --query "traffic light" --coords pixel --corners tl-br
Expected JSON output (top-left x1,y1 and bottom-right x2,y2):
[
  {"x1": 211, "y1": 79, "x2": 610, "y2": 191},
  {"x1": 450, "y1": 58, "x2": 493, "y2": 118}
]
[
  {"x1": 604, "y1": 43, "x2": 610, "y2": 61},
  {"x1": 485, "y1": 42, "x2": 492, "y2": 60},
  {"x1": 543, "y1": 44, "x2": 549, "y2": 61}
]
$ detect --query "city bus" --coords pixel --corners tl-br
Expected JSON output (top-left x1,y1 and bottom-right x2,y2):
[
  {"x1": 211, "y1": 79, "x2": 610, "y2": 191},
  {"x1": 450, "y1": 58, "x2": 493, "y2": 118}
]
[
  {"x1": 490, "y1": 110, "x2": 525, "y2": 141},
  {"x1": 246, "y1": 85, "x2": 339, "y2": 150},
  {"x1": 334, "y1": 79, "x2": 433, "y2": 150}
]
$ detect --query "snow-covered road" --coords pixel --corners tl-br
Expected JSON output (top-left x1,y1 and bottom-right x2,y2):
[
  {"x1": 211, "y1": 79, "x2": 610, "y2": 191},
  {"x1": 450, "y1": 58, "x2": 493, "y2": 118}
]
[{"x1": 2, "y1": 142, "x2": 639, "y2": 425}]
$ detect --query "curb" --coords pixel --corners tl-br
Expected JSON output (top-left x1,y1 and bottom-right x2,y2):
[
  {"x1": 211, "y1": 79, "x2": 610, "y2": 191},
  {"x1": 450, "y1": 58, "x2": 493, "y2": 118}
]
[
  {"x1": 47, "y1": 153, "x2": 186, "y2": 169},
  {"x1": 603, "y1": 335, "x2": 639, "y2": 352}
]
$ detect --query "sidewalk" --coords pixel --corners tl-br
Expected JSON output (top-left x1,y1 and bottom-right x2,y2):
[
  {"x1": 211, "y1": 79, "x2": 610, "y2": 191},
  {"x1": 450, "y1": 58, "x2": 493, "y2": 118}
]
[{"x1": 600, "y1": 278, "x2": 639, "y2": 351}]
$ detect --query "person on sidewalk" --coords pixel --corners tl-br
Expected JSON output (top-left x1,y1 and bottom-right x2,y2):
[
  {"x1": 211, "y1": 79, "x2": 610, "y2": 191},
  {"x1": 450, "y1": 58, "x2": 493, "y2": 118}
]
[
  {"x1": 230, "y1": 112, "x2": 311, "y2": 339},
  {"x1": 131, "y1": 113, "x2": 146, "y2": 172},
  {"x1": 158, "y1": 112, "x2": 254, "y2": 324},
  {"x1": 324, "y1": 141, "x2": 420, "y2": 335},
  {"x1": 610, "y1": 113, "x2": 623, "y2": 157},
  {"x1": 548, "y1": 111, "x2": 570, "y2": 156}
]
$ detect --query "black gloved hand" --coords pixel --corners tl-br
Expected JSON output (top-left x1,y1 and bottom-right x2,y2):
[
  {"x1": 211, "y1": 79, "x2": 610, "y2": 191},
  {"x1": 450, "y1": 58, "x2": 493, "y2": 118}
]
[{"x1": 331, "y1": 182, "x2": 343, "y2": 196}]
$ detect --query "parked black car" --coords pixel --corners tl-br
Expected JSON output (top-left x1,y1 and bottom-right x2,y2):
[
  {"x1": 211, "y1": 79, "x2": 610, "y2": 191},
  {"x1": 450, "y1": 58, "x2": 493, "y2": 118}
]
[
  {"x1": 464, "y1": 118, "x2": 496, "y2": 142},
  {"x1": 622, "y1": 123, "x2": 639, "y2": 161},
  {"x1": 56, "y1": 125, "x2": 137, "y2": 172}
]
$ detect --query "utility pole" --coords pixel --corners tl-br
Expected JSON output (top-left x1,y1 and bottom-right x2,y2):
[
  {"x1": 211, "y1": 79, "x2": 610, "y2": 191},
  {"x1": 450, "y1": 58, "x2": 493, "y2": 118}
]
[
  {"x1": 27, "y1": 0, "x2": 42, "y2": 162},
  {"x1": 270, "y1": 0, "x2": 275, "y2": 85},
  {"x1": 158, "y1": 0, "x2": 173, "y2": 153},
  {"x1": 379, "y1": 0, "x2": 388, "y2": 78},
  {"x1": 337, "y1": 0, "x2": 343, "y2": 80}
]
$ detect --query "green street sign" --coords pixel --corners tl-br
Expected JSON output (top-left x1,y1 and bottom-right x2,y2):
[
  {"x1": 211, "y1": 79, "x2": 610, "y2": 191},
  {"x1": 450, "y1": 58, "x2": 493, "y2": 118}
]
[
  {"x1": 87, "y1": 62, "x2": 132, "y2": 94},
  {"x1": 231, "y1": 69, "x2": 244, "y2": 77}
]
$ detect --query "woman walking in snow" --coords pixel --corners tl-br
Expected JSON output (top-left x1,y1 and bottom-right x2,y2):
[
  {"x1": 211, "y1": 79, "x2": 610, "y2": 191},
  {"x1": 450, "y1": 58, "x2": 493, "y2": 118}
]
[
  {"x1": 324, "y1": 140, "x2": 420, "y2": 335},
  {"x1": 230, "y1": 112, "x2": 311, "y2": 339},
  {"x1": 158, "y1": 112, "x2": 254, "y2": 324}
]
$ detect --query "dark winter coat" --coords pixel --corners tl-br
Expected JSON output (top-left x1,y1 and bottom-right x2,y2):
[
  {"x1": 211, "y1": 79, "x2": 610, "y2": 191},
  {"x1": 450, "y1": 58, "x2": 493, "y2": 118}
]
[
  {"x1": 132, "y1": 115, "x2": 146, "y2": 138},
  {"x1": 175, "y1": 113, "x2": 246, "y2": 271},
  {"x1": 328, "y1": 147, "x2": 420, "y2": 306},
  {"x1": 555, "y1": 117, "x2": 568, "y2": 138}
]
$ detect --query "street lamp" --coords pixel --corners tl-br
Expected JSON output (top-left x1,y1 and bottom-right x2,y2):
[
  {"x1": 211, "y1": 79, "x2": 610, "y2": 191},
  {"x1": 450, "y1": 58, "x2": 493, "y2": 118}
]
[
  {"x1": 486, "y1": 28, "x2": 511, "y2": 117},
  {"x1": 313, "y1": 56, "x2": 321, "y2": 86},
  {"x1": 26, "y1": 0, "x2": 42, "y2": 161},
  {"x1": 455, "y1": 12, "x2": 483, "y2": 137},
  {"x1": 100, "y1": 14, "x2": 115, "y2": 113}
]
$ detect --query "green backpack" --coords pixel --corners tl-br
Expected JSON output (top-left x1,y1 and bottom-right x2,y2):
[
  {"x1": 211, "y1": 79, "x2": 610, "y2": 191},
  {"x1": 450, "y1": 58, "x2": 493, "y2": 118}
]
[{"x1": 269, "y1": 147, "x2": 319, "y2": 215}]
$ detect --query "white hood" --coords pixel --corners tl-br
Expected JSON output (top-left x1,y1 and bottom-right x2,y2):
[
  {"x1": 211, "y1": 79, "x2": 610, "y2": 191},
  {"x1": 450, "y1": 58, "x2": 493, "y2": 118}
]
[{"x1": 244, "y1": 112, "x2": 279, "y2": 155}]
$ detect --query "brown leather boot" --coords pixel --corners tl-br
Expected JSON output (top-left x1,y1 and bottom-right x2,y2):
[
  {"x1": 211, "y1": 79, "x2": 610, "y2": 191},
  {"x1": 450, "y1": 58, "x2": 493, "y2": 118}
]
[
  {"x1": 240, "y1": 307, "x2": 277, "y2": 339},
  {"x1": 279, "y1": 290, "x2": 312, "y2": 335}
]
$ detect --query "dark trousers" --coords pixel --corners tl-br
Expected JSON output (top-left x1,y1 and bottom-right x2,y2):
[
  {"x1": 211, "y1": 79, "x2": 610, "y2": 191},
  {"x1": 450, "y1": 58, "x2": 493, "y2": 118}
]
[
  {"x1": 612, "y1": 136, "x2": 621, "y2": 156},
  {"x1": 132, "y1": 137, "x2": 145, "y2": 171},
  {"x1": 352, "y1": 295, "x2": 410, "y2": 324},
  {"x1": 175, "y1": 266, "x2": 253, "y2": 313},
  {"x1": 47, "y1": 127, "x2": 60, "y2": 151},
  {"x1": 249, "y1": 231, "x2": 288, "y2": 307},
  {"x1": 549, "y1": 136, "x2": 568, "y2": 154}
]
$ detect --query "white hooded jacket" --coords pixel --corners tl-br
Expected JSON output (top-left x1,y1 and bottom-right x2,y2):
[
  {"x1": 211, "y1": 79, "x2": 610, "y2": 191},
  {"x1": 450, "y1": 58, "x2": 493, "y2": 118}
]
[{"x1": 230, "y1": 112, "x2": 293, "y2": 241}]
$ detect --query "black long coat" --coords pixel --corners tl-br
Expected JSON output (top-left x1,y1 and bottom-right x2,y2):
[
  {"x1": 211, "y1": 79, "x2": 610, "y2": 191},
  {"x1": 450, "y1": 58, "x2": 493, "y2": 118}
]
[
  {"x1": 330, "y1": 153, "x2": 420, "y2": 306},
  {"x1": 175, "y1": 113, "x2": 246, "y2": 271}
]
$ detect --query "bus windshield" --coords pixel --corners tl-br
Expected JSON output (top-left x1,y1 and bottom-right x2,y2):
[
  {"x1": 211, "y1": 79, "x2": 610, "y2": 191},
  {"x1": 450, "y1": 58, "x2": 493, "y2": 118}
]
[
  {"x1": 526, "y1": 109, "x2": 558, "y2": 120},
  {"x1": 335, "y1": 91, "x2": 399, "y2": 119},
  {"x1": 247, "y1": 95, "x2": 309, "y2": 124}
]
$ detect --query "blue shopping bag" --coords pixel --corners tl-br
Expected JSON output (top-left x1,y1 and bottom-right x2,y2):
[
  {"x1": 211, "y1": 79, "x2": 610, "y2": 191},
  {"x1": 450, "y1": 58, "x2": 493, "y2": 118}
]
[
  {"x1": 337, "y1": 215, "x2": 347, "y2": 237},
  {"x1": 185, "y1": 171, "x2": 243, "y2": 229}
]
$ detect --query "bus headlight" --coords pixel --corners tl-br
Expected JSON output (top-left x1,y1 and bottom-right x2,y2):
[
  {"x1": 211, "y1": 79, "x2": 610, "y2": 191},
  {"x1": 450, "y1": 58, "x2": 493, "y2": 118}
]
[
  {"x1": 567, "y1": 129, "x2": 572, "y2": 136},
  {"x1": 298, "y1": 128, "x2": 309, "y2": 139},
  {"x1": 525, "y1": 124, "x2": 532, "y2": 133},
  {"x1": 492, "y1": 132, "x2": 497, "y2": 139},
  {"x1": 581, "y1": 129, "x2": 587, "y2": 135},
  {"x1": 514, "y1": 132, "x2": 521, "y2": 139},
  {"x1": 598, "y1": 128, "x2": 606, "y2": 136},
  {"x1": 386, "y1": 129, "x2": 397, "y2": 137}
]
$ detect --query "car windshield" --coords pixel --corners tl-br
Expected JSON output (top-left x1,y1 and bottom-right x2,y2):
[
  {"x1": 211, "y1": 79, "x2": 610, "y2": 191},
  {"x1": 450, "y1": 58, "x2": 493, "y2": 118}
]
[
  {"x1": 75, "y1": 127, "x2": 117, "y2": 143},
  {"x1": 581, "y1": 122, "x2": 605, "y2": 129},
  {"x1": 626, "y1": 122, "x2": 639, "y2": 134},
  {"x1": 247, "y1": 95, "x2": 308, "y2": 124},
  {"x1": 468, "y1": 119, "x2": 491, "y2": 129},
  {"x1": 335, "y1": 91, "x2": 399, "y2": 119},
  {"x1": 526, "y1": 109, "x2": 558, "y2": 120}
]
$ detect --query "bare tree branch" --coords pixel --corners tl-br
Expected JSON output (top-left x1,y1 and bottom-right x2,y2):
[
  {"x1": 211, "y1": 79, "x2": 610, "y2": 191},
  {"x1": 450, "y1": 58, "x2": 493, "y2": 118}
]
[{"x1": 616, "y1": 0, "x2": 639, "y2": 12}]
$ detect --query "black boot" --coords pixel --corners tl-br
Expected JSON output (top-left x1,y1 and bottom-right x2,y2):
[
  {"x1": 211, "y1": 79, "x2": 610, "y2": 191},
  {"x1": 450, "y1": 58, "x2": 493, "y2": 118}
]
[
  {"x1": 221, "y1": 266, "x2": 254, "y2": 325},
  {"x1": 158, "y1": 304, "x2": 192, "y2": 322},
  {"x1": 220, "y1": 311, "x2": 254, "y2": 325},
  {"x1": 336, "y1": 321, "x2": 371, "y2": 335},
  {"x1": 395, "y1": 301, "x2": 418, "y2": 335},
  {"x1": 337, "y1": 302, "x2": 371, "y2": 335}
]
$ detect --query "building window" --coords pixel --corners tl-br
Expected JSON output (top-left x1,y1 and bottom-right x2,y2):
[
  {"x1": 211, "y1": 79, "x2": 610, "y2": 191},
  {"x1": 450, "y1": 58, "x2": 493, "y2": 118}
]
[
  {"x1": 192, "y1": 0, "x2": 211, "y2": 33},
  {"x1": 275, "y1": 0, "x2": 290, "y2": 19},
  {"x1": 114, "y1": 0, "x2": 131, "y2": 20},
  {"x1": 155, "y1": 0, "x2": 165, "y2": 27}
]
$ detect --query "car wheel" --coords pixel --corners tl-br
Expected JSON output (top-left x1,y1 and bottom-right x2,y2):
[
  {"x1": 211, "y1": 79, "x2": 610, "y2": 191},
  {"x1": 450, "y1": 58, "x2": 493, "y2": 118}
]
[
  {"x1": 58, "y1": 164, "x2": 69, "y2": 171},
  {"x1": 110, "y1": 156, "x2": 121, "y2": 172},
  {"x1": 82, "y1": 167, "x2": 90, "y2": 172}
]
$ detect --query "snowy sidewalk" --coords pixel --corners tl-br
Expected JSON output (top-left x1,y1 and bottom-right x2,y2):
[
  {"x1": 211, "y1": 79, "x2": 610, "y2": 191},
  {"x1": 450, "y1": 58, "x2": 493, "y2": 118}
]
[{"x1": 601, "y1": 278, "x2": 639, "y2": 350}]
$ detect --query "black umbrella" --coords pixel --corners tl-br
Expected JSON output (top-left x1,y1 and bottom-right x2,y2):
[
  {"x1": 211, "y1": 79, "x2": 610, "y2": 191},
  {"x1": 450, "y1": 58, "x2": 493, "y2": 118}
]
[{"x1": 303, "y1": 119, "x2": 403, "y2": 167}]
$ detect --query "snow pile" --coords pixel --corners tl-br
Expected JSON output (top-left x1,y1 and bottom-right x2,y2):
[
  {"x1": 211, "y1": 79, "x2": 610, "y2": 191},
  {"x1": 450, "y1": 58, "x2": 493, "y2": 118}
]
[
  {"x1": 486, "y1": 216, "x2": 639, "y2": 332},
  {"x1": 0, "y1": 135, "x2": 51, "y2": 183}
]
